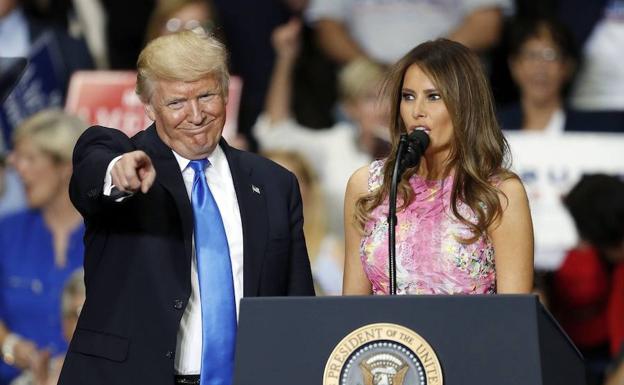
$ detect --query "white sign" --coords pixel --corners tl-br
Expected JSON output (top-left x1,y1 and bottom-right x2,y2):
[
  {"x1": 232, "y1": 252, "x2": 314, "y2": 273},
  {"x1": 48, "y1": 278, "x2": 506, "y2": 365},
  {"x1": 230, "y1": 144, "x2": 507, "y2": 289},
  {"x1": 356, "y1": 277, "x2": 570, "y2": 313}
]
[{"x1": 505, "y1": 132, "x2": 624, "y2": 270}]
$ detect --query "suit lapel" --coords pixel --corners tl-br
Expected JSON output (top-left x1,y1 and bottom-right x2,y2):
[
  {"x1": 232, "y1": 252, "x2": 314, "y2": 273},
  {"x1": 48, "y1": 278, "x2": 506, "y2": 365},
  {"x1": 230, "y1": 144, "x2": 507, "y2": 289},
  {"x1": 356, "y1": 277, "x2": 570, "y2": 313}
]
[
  {"x1": 221, "y1": 140, "x2": 267, "y2": 297},
  {"x1": 136, "y1": 130, "x2": 266, "y2": 295},
  {"x1": 139, "y1": 126, "x2": 194, "y2": 263}
]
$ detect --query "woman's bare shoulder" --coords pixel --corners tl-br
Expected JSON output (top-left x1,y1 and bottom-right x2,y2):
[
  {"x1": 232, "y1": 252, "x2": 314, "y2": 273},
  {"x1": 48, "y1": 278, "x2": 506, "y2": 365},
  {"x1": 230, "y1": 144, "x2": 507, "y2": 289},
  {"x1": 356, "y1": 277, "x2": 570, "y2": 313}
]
[{"x1": 346, "y1": 164, "x2": 372, "y2": 197}]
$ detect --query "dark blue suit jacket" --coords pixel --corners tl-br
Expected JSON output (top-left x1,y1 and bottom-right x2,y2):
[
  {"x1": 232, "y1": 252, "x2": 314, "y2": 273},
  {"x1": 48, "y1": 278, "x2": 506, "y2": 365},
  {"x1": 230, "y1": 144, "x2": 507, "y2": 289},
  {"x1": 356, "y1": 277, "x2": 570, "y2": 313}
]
[{"x1": 58, "y1": 125, "x2": 314, "y2": 385}]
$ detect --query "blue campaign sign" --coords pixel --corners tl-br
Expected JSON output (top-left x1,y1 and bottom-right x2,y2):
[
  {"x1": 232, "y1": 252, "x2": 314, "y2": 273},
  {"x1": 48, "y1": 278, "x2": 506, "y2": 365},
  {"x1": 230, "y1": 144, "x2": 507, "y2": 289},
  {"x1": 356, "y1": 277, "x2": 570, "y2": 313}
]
[{"x1": 0, "y1": 32, "x2": 64, "y2": 151}]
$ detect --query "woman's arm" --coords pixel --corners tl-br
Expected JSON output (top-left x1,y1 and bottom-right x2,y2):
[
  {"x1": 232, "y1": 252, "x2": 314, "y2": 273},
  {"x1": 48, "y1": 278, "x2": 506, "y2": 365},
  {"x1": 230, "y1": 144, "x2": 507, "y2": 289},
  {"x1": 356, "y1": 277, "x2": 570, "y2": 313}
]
[
  {"x1": 489, "y1": 177, "x2": 534, "y2": 293},
  {"x1": 314, "y1": 18, "x2": 367, "y2": 64},
  {"x1": 265, "y1": 19, "x2": 301, "y2": 126},
  {"x1": 255, "y1": 19, "x2": 335, "y2": 167},
  {"x1": 447, "y1": 7, "x2": 504, "y2": 52},
  {"x1": 343, "y1": 166, "x2": 373, "y2": 295}
]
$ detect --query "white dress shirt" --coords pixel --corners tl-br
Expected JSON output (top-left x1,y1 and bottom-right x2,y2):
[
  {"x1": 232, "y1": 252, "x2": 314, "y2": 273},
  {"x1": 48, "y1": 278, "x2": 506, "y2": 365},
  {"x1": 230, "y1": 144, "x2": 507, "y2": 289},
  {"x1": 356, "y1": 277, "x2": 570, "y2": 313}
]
[{"x1": 104, "y1": 144, "x2": 244, "y2": 375}]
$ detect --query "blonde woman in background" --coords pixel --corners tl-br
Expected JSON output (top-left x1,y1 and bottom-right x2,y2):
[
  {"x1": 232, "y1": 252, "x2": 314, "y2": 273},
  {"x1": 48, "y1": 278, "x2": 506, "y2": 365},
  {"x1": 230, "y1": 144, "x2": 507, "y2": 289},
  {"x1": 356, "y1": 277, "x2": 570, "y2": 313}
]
[
  {"x1": 255, "y1": 19, "x2": 389, "y2": 237},
  {"x1": 263, "y1": 150, "x2": 344, "y2": 295},
  {"x1": 0, "y1": 110, "x2": 86, "y2": 384}
]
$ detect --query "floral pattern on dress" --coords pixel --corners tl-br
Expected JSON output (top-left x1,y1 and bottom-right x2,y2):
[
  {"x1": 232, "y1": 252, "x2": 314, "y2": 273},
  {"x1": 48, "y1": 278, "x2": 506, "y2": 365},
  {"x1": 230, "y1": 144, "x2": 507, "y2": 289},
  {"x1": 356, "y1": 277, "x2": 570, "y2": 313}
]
[{"x1": 360, "y1": 160, "x2": 496, "y2": 295}]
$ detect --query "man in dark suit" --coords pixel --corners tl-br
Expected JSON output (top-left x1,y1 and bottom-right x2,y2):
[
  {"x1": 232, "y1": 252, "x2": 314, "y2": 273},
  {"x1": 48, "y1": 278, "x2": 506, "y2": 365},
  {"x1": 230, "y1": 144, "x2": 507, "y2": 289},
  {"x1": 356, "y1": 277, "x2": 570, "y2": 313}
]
[{"x1": 58, "y1": 30, "x2": 314, "y2": 385}]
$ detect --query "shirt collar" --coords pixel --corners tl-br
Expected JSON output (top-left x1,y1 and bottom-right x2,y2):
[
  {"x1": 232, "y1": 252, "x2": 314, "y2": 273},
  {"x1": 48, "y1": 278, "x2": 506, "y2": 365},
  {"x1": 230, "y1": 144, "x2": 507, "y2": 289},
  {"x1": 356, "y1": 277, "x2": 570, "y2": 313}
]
[{"x1": 171, "y1": 143, "x2": 225, "y2": 172}]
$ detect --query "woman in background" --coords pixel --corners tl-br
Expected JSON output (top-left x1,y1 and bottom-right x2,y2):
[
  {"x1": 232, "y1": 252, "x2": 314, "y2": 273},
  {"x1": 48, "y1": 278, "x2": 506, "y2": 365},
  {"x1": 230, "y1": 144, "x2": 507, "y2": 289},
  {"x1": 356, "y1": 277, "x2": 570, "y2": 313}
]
[
  {"x1": 500, "y1": 18, "x2": 577, "y2": 133},
  {"x1": 255, "y1": 19, "x2": 388, "y2": 237},
  {"x1": 500, "y1": 17, "x2": 623, "y2": 133},
  {"x1": 145, "y1": 0, "x2": 217, "y2": 42},
  {"x1": 0, "y1": 110, "x2": 85, "y2": 385}
]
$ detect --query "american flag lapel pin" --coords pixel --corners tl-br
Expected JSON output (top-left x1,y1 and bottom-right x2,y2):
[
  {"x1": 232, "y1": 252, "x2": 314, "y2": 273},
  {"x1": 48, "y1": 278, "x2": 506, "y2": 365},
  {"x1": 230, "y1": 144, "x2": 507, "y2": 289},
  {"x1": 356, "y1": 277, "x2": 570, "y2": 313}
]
[{"x1": 251, "y1": 184, "x2": 261, "y2": 195}]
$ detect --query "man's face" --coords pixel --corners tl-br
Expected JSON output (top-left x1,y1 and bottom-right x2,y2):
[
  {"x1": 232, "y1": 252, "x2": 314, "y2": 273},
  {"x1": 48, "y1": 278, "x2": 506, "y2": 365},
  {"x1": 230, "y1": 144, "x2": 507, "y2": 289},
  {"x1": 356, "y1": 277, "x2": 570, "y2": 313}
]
[{"x1": 145, "y1": 75, "x2": 227, "y2": 159}]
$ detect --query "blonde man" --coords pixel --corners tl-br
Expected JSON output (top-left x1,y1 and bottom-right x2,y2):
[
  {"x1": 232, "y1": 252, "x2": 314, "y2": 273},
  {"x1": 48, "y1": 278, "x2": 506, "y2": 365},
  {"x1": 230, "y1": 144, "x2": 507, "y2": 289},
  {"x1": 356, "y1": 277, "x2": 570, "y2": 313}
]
[{"x1": 59, "y1": 30, "x2": 314, "y2": 385}]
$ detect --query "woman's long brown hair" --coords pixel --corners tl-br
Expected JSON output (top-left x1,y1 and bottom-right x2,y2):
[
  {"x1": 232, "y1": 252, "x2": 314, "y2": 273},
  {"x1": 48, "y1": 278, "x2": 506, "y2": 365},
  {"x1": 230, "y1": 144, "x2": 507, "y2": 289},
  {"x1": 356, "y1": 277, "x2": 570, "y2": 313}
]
[{"x1": 355, "y1": 39, "x2": 514, "y2": 242}]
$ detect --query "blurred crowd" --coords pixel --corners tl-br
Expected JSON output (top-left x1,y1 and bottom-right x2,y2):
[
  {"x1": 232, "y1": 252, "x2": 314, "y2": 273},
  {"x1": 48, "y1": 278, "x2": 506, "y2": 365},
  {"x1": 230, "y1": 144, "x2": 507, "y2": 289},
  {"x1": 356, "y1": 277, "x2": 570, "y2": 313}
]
[{"x1": 1, "y1": 0, "x2": 624, "y2": 384}]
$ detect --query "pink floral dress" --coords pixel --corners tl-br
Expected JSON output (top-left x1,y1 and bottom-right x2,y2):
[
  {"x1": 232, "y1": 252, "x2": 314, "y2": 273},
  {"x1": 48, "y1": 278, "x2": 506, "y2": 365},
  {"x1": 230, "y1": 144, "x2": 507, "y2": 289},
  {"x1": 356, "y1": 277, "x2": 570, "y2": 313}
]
[{"x1": 361, "y1": 160, "x2": 496, "y2": 295}]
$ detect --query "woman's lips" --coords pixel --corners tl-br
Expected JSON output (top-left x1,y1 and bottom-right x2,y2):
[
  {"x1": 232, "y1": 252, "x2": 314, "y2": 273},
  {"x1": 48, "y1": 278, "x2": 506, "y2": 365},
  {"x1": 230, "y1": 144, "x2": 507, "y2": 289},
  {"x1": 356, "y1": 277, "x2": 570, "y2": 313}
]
[{"x1": 412, "y1": 125, "x2": 431, "y2": 134}]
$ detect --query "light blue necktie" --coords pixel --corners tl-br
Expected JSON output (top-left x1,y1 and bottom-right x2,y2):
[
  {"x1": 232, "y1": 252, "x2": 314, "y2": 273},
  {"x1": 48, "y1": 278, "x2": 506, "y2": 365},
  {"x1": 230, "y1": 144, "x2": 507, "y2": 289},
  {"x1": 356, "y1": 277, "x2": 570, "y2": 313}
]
[{"x1": 189, "y1": 159, "x2": 236, "y2": 385}]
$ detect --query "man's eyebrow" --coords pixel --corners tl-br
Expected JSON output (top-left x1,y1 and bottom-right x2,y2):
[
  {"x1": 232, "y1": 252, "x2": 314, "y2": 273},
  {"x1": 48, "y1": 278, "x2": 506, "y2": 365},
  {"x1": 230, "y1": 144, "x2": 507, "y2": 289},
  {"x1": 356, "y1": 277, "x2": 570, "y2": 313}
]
[{"x1": 164, "y1": 96, "x2": 186, "y2": 103}]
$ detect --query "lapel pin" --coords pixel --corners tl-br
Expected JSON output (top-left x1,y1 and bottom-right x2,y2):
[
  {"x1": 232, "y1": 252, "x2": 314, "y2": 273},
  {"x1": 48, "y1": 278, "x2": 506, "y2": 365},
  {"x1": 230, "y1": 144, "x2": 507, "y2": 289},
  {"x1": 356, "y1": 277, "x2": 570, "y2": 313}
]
[{"x1": 251, "y1": 184, "x2": 261, "y2": 195}]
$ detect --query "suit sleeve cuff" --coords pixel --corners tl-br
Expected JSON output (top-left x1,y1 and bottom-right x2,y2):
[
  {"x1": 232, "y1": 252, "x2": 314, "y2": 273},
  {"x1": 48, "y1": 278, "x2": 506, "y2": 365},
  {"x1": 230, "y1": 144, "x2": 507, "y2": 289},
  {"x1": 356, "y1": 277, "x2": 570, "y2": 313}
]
[{"x1": 103, "y1": 155, "x2": 134, "y2": 202}]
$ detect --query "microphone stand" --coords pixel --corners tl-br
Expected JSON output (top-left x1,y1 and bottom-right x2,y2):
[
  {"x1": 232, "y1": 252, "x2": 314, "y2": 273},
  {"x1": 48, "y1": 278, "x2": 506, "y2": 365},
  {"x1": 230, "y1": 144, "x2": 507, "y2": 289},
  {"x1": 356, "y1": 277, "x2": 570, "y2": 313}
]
[
  {"x1": 387, "y1": 130, "x2": 429, "y2": 296},
  {"x1": 388, "y1": 134, "x2": 409, "y2": 295}
]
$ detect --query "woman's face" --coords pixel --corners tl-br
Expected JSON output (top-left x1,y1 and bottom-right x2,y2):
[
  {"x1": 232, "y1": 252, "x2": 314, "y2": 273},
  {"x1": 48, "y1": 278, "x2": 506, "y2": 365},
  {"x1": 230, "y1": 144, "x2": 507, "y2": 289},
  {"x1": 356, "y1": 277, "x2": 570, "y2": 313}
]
[
  {"x1": 399, "y1": 64, "x2": 454, "y2": 160},
  {"x1": 9, "y1": 138, "x2": 70, "y2": 209},
  {"x1": 509, "y1": 33, "x2": 573, "y2": 106}
]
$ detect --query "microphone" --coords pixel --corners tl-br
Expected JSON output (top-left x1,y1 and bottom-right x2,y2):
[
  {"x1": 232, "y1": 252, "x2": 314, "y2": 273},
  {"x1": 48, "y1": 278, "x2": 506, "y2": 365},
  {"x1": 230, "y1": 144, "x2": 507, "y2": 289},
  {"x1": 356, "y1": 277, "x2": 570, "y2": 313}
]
[{"x1": 399, "y1": 129, "x2": 430, "y2": 174}]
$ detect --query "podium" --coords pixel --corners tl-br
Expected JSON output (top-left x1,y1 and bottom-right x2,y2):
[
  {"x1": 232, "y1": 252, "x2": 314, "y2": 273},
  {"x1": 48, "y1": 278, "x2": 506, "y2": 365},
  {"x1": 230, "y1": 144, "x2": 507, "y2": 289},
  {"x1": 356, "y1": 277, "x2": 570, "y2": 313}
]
[{"x1": 233, "y1": 295, "x2": 585, "y2": 385}]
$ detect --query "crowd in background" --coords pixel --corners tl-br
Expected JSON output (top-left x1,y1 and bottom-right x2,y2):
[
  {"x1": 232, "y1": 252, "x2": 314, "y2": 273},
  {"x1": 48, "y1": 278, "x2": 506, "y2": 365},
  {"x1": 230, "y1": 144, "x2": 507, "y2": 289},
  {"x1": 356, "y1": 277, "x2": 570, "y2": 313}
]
[{"x1": 1, "y1": 0, "x2": 624, "y2": 384}]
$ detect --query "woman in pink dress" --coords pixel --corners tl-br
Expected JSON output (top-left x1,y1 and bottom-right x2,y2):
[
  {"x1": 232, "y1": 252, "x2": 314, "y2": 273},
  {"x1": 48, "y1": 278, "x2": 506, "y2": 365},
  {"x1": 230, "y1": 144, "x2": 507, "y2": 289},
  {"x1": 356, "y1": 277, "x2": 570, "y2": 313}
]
[{"x1": 344, "y1": 39, "x2": 534, "y2": 295}]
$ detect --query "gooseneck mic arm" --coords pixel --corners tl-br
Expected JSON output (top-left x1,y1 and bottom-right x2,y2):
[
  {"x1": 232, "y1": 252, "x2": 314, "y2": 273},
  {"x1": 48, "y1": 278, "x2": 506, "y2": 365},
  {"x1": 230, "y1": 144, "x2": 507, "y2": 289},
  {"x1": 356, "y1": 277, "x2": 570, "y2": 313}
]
[{"x1": 387, "y1": 130, "x2": 430, "y2": 295}]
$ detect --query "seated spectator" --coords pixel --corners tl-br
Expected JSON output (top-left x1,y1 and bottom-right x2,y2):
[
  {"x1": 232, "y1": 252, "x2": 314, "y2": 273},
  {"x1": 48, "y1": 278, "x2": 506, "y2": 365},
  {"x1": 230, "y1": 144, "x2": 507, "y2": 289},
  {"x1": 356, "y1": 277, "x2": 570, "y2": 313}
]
[
  {"x1": 551, "y1": 174, "x2": 624, "y2": 384},
  {"x1": 0, "y1": 110, "x2": 85, "y2": 385},
  {"x1": 254, "y1": 19, "x2": 388, "y2": 236},
  {"x1": 499, "y1": 18, "x2": 624, "y2": 133},
  {"x1": 565, "y1": 0, "x2": 624, "y2": 111},
  {"x1": 10, "y1": 269, "x2": 85, "y2": 385},
  {"x1": 263, "y1": 150, "x2": 343, "y2": 295},
  {"x1": 305, "y1": 0, "x2": 511, "y2": 65}
]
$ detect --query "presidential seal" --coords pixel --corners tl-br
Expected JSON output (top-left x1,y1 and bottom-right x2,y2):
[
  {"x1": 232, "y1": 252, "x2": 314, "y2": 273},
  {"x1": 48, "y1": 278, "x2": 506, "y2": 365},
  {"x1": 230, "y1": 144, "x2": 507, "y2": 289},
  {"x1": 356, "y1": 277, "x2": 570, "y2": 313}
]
[{"x1": 323, "y1": 323, "x2": 443, "y2": 385}]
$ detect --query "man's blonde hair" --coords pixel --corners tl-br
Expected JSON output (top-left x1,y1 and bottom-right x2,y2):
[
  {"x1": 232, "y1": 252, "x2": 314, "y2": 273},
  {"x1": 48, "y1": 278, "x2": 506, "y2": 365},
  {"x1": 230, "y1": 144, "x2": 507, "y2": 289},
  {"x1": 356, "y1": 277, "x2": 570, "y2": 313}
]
[
  {"x1": 13, "y1": 109, "x2": 86, "y2": 162},
  {"x1": 136, "y1": 30, "x2": 229, "y2": 102}
]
